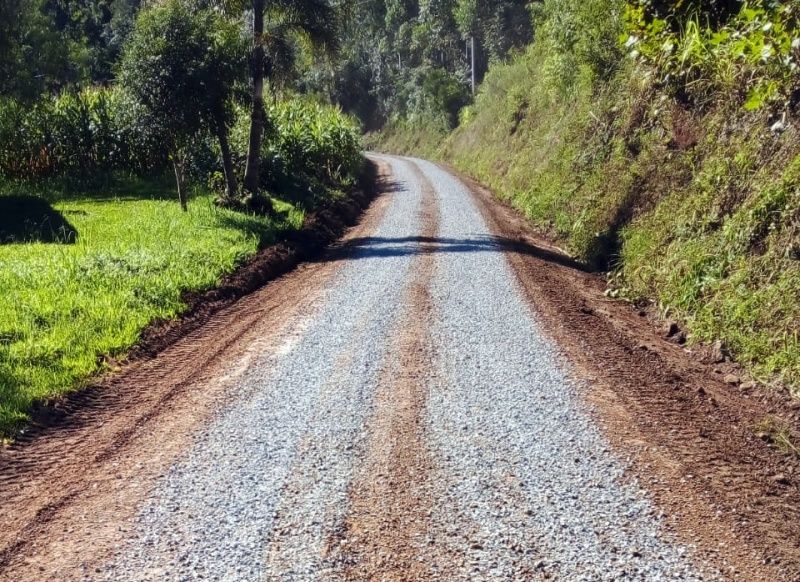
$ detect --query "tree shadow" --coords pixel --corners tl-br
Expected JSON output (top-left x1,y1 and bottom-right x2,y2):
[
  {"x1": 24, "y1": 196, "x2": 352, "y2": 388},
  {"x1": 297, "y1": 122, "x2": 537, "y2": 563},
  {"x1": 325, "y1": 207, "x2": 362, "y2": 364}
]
[
  {"x1": 0, "y1": 196, "x2": 78, "y2": 244},
  {"x1": 213, "y1": 211, "x2": 284, "y2": 248},
  {"x1": 319, "y1": 234, "x2": 589, "y2": 272}
]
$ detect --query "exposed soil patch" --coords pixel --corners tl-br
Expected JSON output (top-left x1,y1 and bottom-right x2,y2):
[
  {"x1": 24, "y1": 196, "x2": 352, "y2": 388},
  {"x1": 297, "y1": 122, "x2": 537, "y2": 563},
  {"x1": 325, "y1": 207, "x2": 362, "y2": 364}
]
[
  {"x1": 453, "y1": 164, "x2": 800, "y2": 581},
  {"x1": 331, "y1": 159, "x2": 441, "y2": 580},
  {"x1": 0, "y1": 159, "x2": 394, "y2": 581}
]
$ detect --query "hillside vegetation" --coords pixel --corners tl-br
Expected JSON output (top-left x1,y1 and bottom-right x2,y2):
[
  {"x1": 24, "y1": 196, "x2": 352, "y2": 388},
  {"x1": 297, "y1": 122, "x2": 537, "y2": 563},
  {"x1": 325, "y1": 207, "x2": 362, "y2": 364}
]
[{"x1": 377, "y1": 0, "x2": 800, "y2": 393}]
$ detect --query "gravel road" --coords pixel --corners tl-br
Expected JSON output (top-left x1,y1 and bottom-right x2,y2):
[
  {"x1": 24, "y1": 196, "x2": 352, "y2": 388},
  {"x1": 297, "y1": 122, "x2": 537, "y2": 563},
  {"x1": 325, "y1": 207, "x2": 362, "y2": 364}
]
[{"x1": 91, "y1": 155, "x2": 712, "y2": 580}]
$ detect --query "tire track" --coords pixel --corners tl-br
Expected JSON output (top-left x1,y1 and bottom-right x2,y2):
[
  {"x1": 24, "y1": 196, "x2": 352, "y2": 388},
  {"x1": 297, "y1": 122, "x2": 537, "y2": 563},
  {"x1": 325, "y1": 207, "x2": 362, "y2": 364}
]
[
  {"x1": 331, "y1": 159, "x2": 441, "y2": 580},
  {"x1": 0, "y1": 161, "x2": 396, "y2": 581}
]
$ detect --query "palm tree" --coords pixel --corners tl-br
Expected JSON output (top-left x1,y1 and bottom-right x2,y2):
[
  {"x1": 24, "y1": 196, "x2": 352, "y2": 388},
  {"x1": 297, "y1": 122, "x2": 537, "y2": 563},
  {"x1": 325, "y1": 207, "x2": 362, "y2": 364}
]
[{"x1": 240, "y1": 0, "x2": 338, "y2": 199}]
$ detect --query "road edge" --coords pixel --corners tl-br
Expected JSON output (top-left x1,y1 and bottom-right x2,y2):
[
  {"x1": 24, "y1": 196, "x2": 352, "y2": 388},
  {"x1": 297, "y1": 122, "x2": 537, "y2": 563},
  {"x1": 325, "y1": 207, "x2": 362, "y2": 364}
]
[
  {"x1": 17, "y1": 160, "x2": 381, "y2": 442},
  {"x1": 444, "y1": 161, "x2": 800, "y2": 581}
]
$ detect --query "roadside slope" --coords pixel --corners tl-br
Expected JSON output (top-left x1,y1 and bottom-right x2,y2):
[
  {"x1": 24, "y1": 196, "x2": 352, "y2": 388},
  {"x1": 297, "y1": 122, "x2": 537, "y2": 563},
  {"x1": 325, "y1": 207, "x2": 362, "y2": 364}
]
[
  {"x1": 459, "y1": 164, "x2": 800, "y2": 579},
  {"x1": 379, "y1": 0, "x2": 800, "y2": 398}
]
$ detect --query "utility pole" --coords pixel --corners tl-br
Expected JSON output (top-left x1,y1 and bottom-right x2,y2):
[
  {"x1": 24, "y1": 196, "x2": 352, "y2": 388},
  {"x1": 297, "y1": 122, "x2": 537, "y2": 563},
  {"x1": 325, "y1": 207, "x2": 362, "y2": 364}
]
[{"x1": 470, "y1": 36, "x2": 476, "y2": 95}]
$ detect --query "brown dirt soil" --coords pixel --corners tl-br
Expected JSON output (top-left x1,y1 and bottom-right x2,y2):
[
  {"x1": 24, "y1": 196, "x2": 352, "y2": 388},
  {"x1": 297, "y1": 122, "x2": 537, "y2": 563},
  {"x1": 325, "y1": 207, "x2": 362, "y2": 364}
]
[
  {"x1": 0, "y1": 159, "x2": 395, "y2": 581},
  {"x1": 331, "y1": 160, "x2": 441, "y2": 581},
  {"x1": 453, "y1": 164, "x2": 800, "y2": 581}
]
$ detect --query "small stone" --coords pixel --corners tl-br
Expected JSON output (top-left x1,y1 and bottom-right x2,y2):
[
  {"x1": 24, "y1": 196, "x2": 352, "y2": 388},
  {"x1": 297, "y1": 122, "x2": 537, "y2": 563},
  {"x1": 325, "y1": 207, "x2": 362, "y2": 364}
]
[
  {"x1": 724, "y1": 374, "x2": 740, "y2": 385},
  {"x1": 663, "y1": 320, "x2": 680, "y2": 338},
  {"x1": 740, "y1": 381, "x2": 756, "y2": 390},
  {"x1": 771, "y1": 473, "x2": 790, "y2": 486},
  {"x1": 711, "y1": 340, "x2": 728, "y2": 363}
]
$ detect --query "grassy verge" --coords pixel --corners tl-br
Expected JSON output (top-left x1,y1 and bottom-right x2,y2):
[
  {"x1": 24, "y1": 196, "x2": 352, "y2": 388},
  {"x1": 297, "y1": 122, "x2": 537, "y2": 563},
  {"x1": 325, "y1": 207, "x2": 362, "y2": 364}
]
[
  {"x1": 364, "y1": 119, "x2": 447, "y2": 160},
  {"x1": 374, "y1": 0, "x2": 800, "y2": 395},
  {"x1": 0, "y1": 180, "x2": 303, "y2": 436}
]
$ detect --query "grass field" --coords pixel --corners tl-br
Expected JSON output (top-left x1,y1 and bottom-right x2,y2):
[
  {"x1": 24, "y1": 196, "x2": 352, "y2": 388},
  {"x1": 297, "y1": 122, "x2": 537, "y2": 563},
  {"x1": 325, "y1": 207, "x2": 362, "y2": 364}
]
[{"x1": 0, "y1": 182, "x2": 303, "y2": 436}]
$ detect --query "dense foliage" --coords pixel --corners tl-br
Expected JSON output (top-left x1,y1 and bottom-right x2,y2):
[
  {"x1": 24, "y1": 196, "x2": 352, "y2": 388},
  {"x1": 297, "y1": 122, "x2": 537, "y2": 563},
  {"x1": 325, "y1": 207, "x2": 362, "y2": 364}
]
[
  {"x1": 304, "y1": 0, "x2": 533, "y2": 130},
  {"x1": 626, "y1": 0, "x2": 800, "y2": 110},
  {"x1": 223, "y1": 98, "x2": 363, "y2": 207},
  {"x1": 0, "y1": 0, "x2": 141, "y2": 100},
  {"x1": 0, "y1": 0, "x2": 364, "y2": 211},
  {"x1": 0, "y1": 88, "x2": 166, "y2": 180}
]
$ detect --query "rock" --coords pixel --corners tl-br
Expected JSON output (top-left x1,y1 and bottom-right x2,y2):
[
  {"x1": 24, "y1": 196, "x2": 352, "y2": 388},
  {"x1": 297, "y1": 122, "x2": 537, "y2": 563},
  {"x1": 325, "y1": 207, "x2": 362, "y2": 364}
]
[
  {"x1": 710, "y1": 340, "x2": 728, "y2": 364},
  {"x1": 739, "y1": 381, "x2": 756, "y2": 390},
  {"x1": 770, "y1": 117, "x2": 788, "y2": 134},
  {"x1": 724, "y1": 374, "x2": 740, "y2": 385},
  {"x1": 771, "y1": 473, "x2": 790, "y2": 486}
]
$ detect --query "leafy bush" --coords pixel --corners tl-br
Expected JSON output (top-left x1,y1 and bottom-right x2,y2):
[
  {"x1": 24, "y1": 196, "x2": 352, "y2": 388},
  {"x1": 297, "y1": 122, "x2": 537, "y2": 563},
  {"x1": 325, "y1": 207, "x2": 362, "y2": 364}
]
[
  {"x1": 231, "y1": 98, "x2": 362, "y2": 203},
  {"x1": 625, "y1": 0, "x2": 800, "y2": 110},
  {"x1": 388, "y1": 66, "x2": 473, "y2": 130}
]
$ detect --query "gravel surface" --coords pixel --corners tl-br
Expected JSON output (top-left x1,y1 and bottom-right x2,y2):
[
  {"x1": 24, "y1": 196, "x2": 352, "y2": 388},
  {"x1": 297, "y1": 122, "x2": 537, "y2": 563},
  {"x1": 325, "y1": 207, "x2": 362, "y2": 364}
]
[
  {"x1": 415, "y1": 158, "x2": 714, "y2": 580},
  {"x1": 93, "y1": 155, "x2": 713, "y2": 580},
  {"x1": 96, "y1": 157, "x2": 426, "y2": 580}
]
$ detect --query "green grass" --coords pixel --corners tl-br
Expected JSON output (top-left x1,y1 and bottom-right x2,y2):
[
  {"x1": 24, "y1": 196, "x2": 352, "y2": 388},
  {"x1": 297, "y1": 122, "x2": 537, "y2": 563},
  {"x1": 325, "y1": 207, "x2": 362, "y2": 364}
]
[{"x1": 0, "y1": 184, "x2": 303, "y2": 435}]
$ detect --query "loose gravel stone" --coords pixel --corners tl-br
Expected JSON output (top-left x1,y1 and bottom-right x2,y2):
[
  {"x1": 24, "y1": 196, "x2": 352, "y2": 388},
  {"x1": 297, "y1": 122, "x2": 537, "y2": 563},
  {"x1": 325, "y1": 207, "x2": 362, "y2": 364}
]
[
  {"x1": 97, "y1": 158, "x2": 427, "y2": 581},
  {"x1": 93, "y1": 155, "x2": 715, "y2": 581},
  {"x1": 415, "y1": 158, "x2": 715, "y2": 580}
]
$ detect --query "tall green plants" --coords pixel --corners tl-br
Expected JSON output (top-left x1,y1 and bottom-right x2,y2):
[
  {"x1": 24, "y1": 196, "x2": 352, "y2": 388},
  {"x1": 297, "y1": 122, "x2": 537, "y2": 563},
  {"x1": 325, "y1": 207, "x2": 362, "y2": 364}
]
[
  {"x1": 234, "y1": 0, "x2": 338, "y2": 203},
  {"x1": 625, "y1": 1, "x2": 800, "y2": 110},
  {"x1": 0, "y1": 88, "x2": 167, "y2": 181},
  {"x1": 229, "y1": 98, "x2": 362, "y2": 204}
]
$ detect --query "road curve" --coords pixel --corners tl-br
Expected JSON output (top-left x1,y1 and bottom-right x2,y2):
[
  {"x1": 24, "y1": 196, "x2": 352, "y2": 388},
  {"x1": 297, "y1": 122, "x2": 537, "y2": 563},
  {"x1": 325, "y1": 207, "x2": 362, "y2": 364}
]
[{"x1": 2, "y1": 156, "x2": 716, "y2": 581}]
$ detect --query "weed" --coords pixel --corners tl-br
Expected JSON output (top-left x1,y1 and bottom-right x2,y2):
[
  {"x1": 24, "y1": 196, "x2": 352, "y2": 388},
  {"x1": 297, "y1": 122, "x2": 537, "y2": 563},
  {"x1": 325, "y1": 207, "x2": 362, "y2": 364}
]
[{"x1": 754, "y1": 416, "x2": 800, "y2": 457}]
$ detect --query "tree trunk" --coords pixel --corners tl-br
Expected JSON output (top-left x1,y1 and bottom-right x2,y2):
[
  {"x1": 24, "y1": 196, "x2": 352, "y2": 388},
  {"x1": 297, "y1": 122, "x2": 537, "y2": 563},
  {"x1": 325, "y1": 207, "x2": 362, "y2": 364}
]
[
  {"x1": 172, "y1": 154, "x2": 188, "y2": 212},
  {"x1": 214, "y1": 115, "x2": 237, "y2": 200},
  {"x1": 243, "y1": 0, "x2": 265, "y2": 194}
]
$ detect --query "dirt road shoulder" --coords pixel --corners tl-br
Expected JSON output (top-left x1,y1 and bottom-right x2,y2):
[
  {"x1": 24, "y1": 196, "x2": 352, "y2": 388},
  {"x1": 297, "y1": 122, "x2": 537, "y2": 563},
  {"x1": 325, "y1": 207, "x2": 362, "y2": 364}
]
[{"x1": 455, "y1": 165, "x2": 800, "y2": 581}]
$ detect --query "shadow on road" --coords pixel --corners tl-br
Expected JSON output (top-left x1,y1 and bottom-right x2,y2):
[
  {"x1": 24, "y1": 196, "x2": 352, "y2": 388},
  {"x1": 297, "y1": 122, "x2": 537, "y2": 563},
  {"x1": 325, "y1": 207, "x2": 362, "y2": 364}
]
[{"x1": 319, "y1": 234, "x2": 589, "y2": 272}]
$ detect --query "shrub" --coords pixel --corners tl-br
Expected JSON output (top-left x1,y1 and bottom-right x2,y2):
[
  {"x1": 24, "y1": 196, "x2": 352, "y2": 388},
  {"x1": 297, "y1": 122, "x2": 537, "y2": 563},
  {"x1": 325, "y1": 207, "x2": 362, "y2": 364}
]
[
  {"x1": 231, "y1": 98, "x2": 363, "y2": 203},
  {"x1": 625, "y1": 0, "x2": 800, "y2": 110}
]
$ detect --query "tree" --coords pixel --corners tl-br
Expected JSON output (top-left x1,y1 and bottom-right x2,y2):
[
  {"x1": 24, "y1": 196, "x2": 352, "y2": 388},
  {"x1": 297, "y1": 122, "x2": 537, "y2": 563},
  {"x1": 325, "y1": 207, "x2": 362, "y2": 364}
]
[
  {"x1": 119, "y1": 0, "x2": 245, "y2": 209},
  {"x1": 0, "y1": 0, "x2": 82, "y2": 100},
  {"x1": 236, "y1": 0, "x2": 338, "y2": 199}
]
